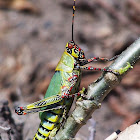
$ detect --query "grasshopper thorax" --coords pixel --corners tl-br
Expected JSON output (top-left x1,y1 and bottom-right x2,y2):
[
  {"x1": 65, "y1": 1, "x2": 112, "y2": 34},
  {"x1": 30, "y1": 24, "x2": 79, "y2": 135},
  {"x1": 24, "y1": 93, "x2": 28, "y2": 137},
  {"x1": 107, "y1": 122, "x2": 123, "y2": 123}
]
[{"x1": 65, "y1": 40, "x2": 85, "y2": 60}]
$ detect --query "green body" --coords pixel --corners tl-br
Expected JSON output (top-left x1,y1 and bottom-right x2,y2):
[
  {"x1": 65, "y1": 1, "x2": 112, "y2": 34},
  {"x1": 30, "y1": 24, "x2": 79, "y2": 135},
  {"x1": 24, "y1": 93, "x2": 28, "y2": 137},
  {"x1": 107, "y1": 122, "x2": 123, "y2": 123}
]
[{"x1": 33, "y1": 51, "x2": 81, "y2": 140}]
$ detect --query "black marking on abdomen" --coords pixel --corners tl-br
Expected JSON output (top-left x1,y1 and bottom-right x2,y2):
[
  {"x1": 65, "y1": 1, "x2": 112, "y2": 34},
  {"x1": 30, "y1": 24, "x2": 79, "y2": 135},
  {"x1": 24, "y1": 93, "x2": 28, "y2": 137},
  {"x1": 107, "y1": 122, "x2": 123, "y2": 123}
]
[{"x1": 37, "y1": 131, "x2": 46, "y2": 139}]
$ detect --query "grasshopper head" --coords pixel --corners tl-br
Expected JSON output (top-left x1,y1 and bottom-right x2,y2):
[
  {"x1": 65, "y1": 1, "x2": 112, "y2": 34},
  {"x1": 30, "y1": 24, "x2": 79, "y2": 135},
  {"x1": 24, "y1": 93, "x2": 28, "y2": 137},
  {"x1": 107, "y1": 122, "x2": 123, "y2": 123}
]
[{"x1": 65, "y1": 41, "x2": 85, "y2": 60}]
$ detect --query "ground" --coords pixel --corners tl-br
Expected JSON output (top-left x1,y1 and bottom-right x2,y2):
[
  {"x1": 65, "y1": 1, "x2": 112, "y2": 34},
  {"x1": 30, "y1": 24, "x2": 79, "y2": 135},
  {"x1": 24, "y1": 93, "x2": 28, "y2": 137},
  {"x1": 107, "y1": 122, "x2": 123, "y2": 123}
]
[{"x1": 0, "y1": 0, "x2": 140, "y2": 140}]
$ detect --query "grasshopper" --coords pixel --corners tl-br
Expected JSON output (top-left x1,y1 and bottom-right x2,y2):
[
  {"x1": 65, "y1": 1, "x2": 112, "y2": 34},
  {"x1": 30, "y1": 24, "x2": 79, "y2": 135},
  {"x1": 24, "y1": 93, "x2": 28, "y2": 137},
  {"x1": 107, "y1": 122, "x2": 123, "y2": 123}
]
[{"x1": 15, "y1": 0, "x2": 131, "y2": 139}]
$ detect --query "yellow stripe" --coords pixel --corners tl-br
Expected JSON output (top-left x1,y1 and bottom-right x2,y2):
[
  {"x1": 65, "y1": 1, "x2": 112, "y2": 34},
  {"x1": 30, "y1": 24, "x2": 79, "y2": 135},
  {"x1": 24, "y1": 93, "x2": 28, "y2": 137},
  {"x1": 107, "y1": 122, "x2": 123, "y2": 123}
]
[
  {"x1": 34, "y1": 133, "x2": 45, "y2": 140},
  {"x1": 52, "y1": 109, "x2": 63, "y2": 114},
  {"x1": 38, "y1": 127, "x2": 50, "y2": 137},
  {"x1": 26, "y1": 104, "x2": 34, "y2": 109},
  {"x1": 42, "y1": 121, "x2": 55, "y2": 131},
  {"x1": 47, "y1": 114, "x2": 59, "y2": 123},
  {"x1": 55, "y1": 51, "x2": 74, "y2": 72}
]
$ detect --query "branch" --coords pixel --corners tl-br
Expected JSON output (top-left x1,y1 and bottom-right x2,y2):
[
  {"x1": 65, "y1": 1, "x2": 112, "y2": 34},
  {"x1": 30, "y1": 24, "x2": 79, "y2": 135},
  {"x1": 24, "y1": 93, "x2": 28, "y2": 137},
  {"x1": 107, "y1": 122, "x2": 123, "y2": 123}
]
[
  {"x1": 0, "y1": 126, "x2": 11, "y2": 140},
  {"x1": 0, "y1": 126, "x2": 11, "y2": 131},
  {"x1": 54, "y1": 38, "x2": 140, "y2": 140},
  {"x1": 116, "y1": 121, "x2": 140, "y2": 140},
  {"x1": 105, "y1": 121, "x2": 140, "y2": 140}
]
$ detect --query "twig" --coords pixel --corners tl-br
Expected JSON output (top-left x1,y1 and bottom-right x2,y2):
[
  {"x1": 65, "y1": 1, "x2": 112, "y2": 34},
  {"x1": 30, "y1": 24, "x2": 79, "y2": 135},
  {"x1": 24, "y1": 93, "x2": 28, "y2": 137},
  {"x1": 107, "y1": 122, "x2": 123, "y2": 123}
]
[
  {"x1": 0, "y1": 100, "x2": 22, "y2": 140},
  {"x1": 116, "y1": 122, "x2": 140, "y2": 139},
  {"x1": 0, "y1": 126, "x2": 11, "y2": 140},
  {"x1": 54, "y1": 38, "x2": 140, "y2": 140},
  {"x1": 88, "y1": 119, "x2": 96, "y2": 140},
  {"x1": 127, "y1": 0, "x2": 140, "y2": 14},
  {"x1": 94, "y1": 0, "x2": 140, "y2": 34},
  {"x1": 105, "y1": 130, "x2": 121, "y2": 140},
  {"x1": 94, "y1": 0, "x2": 128, "y2": 25},
  {"x1": 0, "y1": 126, "x2": 11, "y2": 131}
]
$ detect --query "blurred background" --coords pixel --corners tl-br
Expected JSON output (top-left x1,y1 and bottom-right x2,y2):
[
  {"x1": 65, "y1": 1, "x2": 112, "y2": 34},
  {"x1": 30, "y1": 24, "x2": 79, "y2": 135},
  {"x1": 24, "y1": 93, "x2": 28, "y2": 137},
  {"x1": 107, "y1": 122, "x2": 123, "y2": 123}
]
[{"x1": 0, "y1": 0, "x2": 140, "y2": 140}]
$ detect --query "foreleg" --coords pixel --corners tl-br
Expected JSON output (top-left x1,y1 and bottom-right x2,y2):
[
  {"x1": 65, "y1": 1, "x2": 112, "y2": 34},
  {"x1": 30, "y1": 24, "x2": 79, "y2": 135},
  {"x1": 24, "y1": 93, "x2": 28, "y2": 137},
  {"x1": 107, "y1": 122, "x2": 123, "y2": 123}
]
[
  {"x1": 81, "y1": 55, "x2": 119, "y2": 66},
  {"x1": 76, "y1": 62, "x2": 133, "y2": 75},
  {"x1": 75, "y1": 65, "x2": 119, "y2": 74}
]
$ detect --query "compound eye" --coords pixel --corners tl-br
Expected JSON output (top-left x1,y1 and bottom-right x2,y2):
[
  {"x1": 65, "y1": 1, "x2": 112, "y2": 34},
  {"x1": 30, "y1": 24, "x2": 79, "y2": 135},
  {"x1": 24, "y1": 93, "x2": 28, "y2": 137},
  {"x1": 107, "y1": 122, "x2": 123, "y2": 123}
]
[
  {"x1": 66, "y1": 47, "x2": 72, "y2": 54},
  {"x1": 68, "y1": 43, "x2": 73, "y2": 49}
]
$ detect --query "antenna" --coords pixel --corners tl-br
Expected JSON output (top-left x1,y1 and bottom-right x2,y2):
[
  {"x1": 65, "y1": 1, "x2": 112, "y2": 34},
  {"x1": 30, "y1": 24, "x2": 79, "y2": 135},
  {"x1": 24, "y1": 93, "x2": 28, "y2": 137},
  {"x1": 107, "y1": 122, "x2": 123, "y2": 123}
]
[{"x1": 72, "y1": 0, "x2": 76, "y2": 41}]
